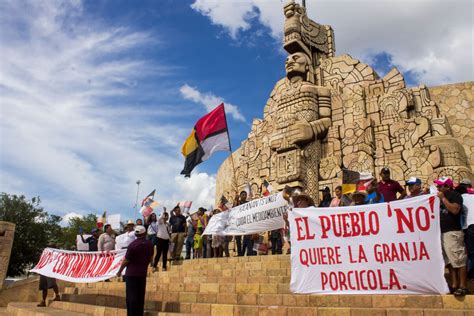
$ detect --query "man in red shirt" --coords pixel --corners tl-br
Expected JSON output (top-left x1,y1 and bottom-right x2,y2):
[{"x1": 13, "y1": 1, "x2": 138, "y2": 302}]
[{"x1": 378, "y1": 167, "x2": 406, "y2": 202}]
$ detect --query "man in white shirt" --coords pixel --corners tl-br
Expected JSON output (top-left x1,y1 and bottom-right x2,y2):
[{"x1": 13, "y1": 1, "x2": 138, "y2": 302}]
[{"x1": 115, "y1": 221, "x2": 136, "y2": 250}]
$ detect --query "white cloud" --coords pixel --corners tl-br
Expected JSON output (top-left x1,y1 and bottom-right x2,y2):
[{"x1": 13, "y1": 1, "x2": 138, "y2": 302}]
[
  {"x1": 61, "y1": 212, "x2": 84, "y2": 226},
  {"x1": 0, "y1": 1, "x2": 216, "y2": 220},
  {"x1": 170, "y1": 172, "x2": 216, "y2": 209},
  {"x1": 190, "y1": 0, "x2": 473, "y2": 86},
  {"x1": 191, "y1": 0, "x2": 257, "y2": 39},
  {"x1": 180, "y1": 84, "x2": 246, "y2": 122}
]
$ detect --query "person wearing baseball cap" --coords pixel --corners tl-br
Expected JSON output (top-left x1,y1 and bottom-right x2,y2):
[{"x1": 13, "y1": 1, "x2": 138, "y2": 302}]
[
  {"x1": 378, "y1": 167, "x2": 406, "y2": 202},
  {"x1": 116, "y1": 225, "x2": 154, "y2": 315},
  {"x1": 458, "y1": 179, "x2": 474, "y2": 194},
  {"x1": 435, "y1": 176, "x2": 468, "y2": 296},
  {"x1": 405, "y1": 177, "x2": 423, "y2": 198},
  {"x1": 80, "y1": 228, "x2": 100, "y2": 252}
]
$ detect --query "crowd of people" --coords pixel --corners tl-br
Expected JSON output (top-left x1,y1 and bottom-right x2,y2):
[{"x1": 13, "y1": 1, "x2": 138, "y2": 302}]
[{"x1": 76, "y1": 167, "x2": 474, "y2": 303}]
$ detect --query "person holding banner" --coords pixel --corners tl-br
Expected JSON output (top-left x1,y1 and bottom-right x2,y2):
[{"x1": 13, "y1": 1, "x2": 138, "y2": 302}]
[
  {"x1": 98, "y1": 224, "x2": 116, "y2": 251},
  {"x1": 116, "y1": 225, "x2": 153, "y2": 316},
  {"x1": 435, "y1": 176, "x2": 469, "y2": 296},
  {"x1": 233, "y1": 191, "x2": 248, "y2": 256},
  {"x1": 80, "y1": 228, "x2": 100, "y2": 251},
  {"x1": 350, "y1": 191, "x2": 367, "y2": 206},
  {"x1": 37, "y1": 275, "x2": 60, "y2": 307},
  {"x1": 405, "y1": 177, "x2": 425, "y2": 198},
  {"x1": 282, "y1": 191, "x2": 315, "y2": 255},
  {"x1": 115, "y1": 221, "x2": 136, "y2": 250}
]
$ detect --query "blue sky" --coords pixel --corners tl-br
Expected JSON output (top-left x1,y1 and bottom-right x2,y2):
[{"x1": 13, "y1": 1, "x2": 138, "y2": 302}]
[{"x1": 1, "y1": 0, "x2": 472, "y2": 224}]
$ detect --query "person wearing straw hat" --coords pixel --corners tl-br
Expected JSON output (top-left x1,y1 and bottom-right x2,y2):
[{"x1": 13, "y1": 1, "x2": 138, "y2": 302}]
[
  {"x1": 350, "y1": 191, "x2": 368, "y2": 206},
  {"x1": 292, "y1": 192, "x2": 316, "y2": 208}
]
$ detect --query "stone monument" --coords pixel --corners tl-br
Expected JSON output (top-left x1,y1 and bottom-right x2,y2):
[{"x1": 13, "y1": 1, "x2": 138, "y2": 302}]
[
  {"x1": 216, "y1": 0, "x2": 473, "y2": 204},
  {"x1": 0, "y1": 222, "x2": 15, "y2": 289}
]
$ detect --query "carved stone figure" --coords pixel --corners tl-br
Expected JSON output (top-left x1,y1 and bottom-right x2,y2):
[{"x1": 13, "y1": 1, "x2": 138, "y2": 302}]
[
  {"x1": 265, "y1": 52, "x2": 331, "y2": 199},
  {"x1": 214, "y1": 1, "x2": 473, "y2": 205}
]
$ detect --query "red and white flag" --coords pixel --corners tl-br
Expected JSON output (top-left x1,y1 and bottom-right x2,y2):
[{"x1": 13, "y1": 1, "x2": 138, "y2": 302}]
[
  {"x1": 178, "y1": 201, "x2": 193, "y2": 214},
  {"x1": 263, "y1": 179, "x2": 273, "y2": 197},
  {"x1": 141, "y1": 189, "x2": 156, "y2": 207}
]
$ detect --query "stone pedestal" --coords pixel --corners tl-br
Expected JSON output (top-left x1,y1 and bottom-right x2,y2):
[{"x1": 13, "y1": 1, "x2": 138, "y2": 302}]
[{"x1": 0, "y1": 222, "x2": 15, "y2": 290}]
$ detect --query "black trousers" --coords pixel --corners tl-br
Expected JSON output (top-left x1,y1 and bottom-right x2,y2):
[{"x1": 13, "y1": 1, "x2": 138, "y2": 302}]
[
  {"x1": 235, "y1": 236, "x2": 243, "y2": 256},
  {"x1": 153, "y1": 237, "x2": 169, "y2": 268},
  {"x1": 125, "y1": 276, "x2": 146, "y2": 316}
]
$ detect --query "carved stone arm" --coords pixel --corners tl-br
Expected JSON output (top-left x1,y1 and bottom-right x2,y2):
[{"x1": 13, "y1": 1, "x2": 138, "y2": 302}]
[{"x1": 310, "y1": 117, "x2": 331, "y2": 139}]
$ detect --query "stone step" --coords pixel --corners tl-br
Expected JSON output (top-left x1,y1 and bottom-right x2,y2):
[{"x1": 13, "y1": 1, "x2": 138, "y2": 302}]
[
  {"x1": 7, "y1": 302, "x2": 92, "y2": 316},
  {"x1": 70, "y1": 282, "x2": 293, "y2": 295},
  {"x1": 38, "y1": 299, "x2": 474, "y2": 316},
  {"x1": 60, "y1": 291, "x2": 474, "y2": 310},
  {"x1": 167, "y1": 254, "x2": 290, "y2": 267},
  {"x1": 48, "y1": 301, "x2": 191, "y2": 316},
  {"x1": 149, "y1": 266, "x2": 291, "y2": 278},
  {"x1": 150, "y1": 268, "x2": 291, "y2": 278},
  {"x1": 159, "y1": 258, "x2": 290, "y2": 272}
]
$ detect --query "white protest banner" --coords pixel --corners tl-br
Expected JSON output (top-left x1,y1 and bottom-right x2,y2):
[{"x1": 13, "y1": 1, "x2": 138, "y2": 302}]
[
  {"x1": 107, "y1": 214, "x2": 121, "y2": 230},
  {"x1": 76, "y1": 234, "x2": 91, "y2": 251},
  {"x1": 223, "y1": 193, "x2": 288, "y2": 235},
  {"x1": 462, "y1": 194, "x2": 474, "y2": 229},
  {"x1": 30, "y1": 248, "x2": 126, "y2": 283},
  {"x1": 289, "y1": 194, "x2": 449, "y2": 294},
  {"x1": 203, "y1": 211, "x2": 229, "y2": 235}
]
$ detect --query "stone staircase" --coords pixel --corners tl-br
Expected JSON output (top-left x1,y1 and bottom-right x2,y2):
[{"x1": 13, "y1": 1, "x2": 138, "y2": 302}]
[{"x1": 7, "y1": 255, "x2": 474, "y2": 315}]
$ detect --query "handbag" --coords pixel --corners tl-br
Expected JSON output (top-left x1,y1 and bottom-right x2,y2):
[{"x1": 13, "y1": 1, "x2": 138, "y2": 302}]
[{"x1": 257, "y1": 242, "x2": 268, "y2": 254}]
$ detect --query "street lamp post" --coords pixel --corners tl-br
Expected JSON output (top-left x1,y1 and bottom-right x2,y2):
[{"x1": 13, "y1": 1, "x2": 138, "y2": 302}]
[{"x1": 134, "y1": 180, "x2": 141, "y2": 221}]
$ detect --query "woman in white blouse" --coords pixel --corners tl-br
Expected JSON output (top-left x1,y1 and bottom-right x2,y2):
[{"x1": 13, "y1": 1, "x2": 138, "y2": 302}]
[{"x1": 152, "y1": 212, "x2": 170, "y2": 272}]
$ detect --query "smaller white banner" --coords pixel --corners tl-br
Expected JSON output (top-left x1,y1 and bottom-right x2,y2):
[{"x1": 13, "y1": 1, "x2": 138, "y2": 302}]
[
  {"x1": 203, "y1": 193, "x2": 288, "y2": 235},
  {"x1": 30, "y1": 248, "x2": 126, "y2": 283},
  {"x1": 76, "y1": 235, "x2": 91, "y2": 251},
  {"x1": 107, "y1": 214, "x2": 121, "y2": 230},
  {"x1": 462, "y1": 194, "x2": 474, "y2": 229}
]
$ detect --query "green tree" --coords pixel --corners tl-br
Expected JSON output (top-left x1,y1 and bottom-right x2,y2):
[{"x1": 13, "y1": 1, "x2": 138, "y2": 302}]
[
  {"x1": 59, "y1": 213, "x2": 98, "y2": 250},
  {"x1": 0, "y1": 193, "x2": 62, "y2": 277}
]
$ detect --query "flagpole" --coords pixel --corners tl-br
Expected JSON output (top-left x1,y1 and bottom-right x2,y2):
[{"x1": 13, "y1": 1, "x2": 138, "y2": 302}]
[
  {"x1": 134, "y1": 180, "x2": 141, "y2": 221},
  {"x1": 221, "y1": 103, "x2": 239, "y2": 196}
]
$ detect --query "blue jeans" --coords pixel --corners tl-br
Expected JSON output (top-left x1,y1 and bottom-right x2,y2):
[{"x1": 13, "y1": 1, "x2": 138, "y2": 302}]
[
  {"x1": 185, "y1": 237, "x2": 193, "y2": 259},
  {"x1": 270, "y1": 237, "x2": 283, "y2": 254}
]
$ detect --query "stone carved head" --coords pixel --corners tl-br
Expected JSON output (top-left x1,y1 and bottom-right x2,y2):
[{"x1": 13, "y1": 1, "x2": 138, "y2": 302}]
[{"x1": 285, "y1": 52, "x2": 314, "y2": 82}]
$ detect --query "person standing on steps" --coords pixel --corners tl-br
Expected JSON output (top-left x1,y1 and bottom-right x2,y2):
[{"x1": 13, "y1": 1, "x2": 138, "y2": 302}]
[
  {"x1": 152, "y1": 212, "x2": 171, "y2": 272},
  {"x1": 98, "y1": 224, "x2": 116, "y2": 251},
  {"x1": 378, "y1": 167, "x2": 406, "y2": 201},
  {"x1": 80, "y1": 228, "x2": 100, "y2": 251},
  {"x1": 169, "y1": 206, "x2": 187, "y2": 260},
  {"x1": 117, "y1": 225, "x2": 154, "y2": 316},
  {"x1": 233, "y1": 191, "x2": 248, "y2": 256}
]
